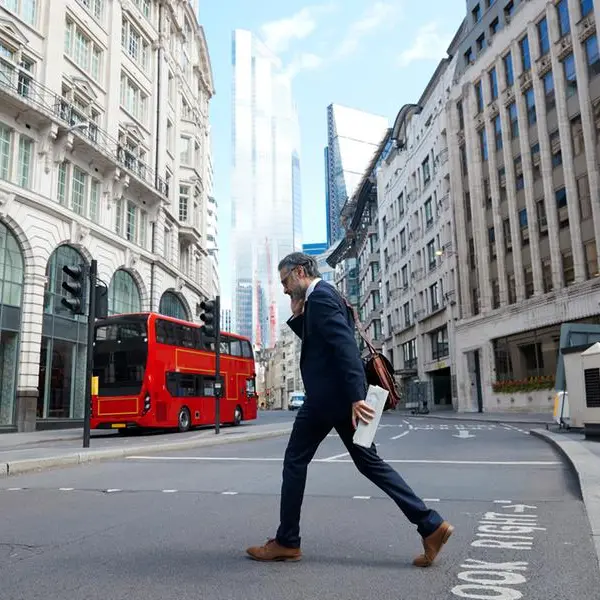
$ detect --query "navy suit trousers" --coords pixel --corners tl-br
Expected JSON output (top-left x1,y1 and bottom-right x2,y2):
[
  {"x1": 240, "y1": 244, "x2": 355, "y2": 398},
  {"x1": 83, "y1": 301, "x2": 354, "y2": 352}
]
[{"x1": 275, "y1": 405, "x2": 444, "y2": 548}]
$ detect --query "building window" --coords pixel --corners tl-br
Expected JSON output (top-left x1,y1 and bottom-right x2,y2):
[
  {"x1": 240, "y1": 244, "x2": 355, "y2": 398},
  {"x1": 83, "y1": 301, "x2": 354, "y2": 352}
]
[
  {"x1": 431, "y1": 326, "x2": 449, "y2": 361},
  {"x1": 507, "y1": 273, "x2": 516, "y2": 304},
  {"x1": 122, "y1": 18, "x2": 150, "y2": 72},
  {"x1": 57, "y1": 161, "x2": 68, "y2": 204},
  {"x1": 562, "y1": 251, "x2": 575, "y2": 286},
  {"x1": 475, "y1": 81, "x2": 484, "y2": 113},
  {"x1": 585, "y1": 241, "x2": 598, "y2": 279},
  {"x1": 1, "y1": 0, "x2": 37, "y2": 25},
  {"x1": 179, "y1": 185, "x2": 189, "y2": 223},
  {"x1": 525, "y1": 88, "x2": 536, "y2": 125},
  {"x1": 64, "y1": 20, "x2": 102, "y2": 81},
  {"x1": 424, "y1": 197, "x2": 433, "y2": 228},
  {"x1": 520, "y1": 35, "x2": 531, "y2": 71},
  {"x1": 429, "y1": 282, "x2": 439, "y2": 312},
  {"x1": 550, "y1": 130, "x2": 562, "y2": 167},
  {"x1": 531, "y1": 142, "x2": 541, "y2": 179},
  {"x1": 586, "y1": 35, "x2": 600, "y2": 78},
  {"x1": 71, "y1": 166, "x2": 86, "y2": 215},
  {"x1": 508, "y1": 102, "x2": 519, "y2": 138},
  {"x1": 403, "y1": 302, "x2": 411, "y2": 327},
  {"x1": 422, "y1": 156, "x2": 431, "y2": 185},
  {"x1": 503, "y1": 218, "x2": 512, "y2": 252},
  {"x1": 457, "y1": 101, "x2": 464, "y2": 129},
  {"x1": 78, "y1": 0, "x2": 103, "y2": 20},
  {"x1": 504, "y1": 52, "x2": 514, "y2": 86},
  {"x1": 537, "y1": 199, "x2": 548, "y2": 234},
  {"x1": 0, "y1": 124, "x2": 11, "y2": 181},
  {"x1": 120, "y1": 74, "x2": 148, "y2": 123},
  {"x1": 401, "y1": 265, "x2": 408, "y2": 288},
  {"x1": 524, "y1": 267, "x2": 534, "y2": 299},
  {"x1": 491, "y1": 279, "x2": 500, "y2": 309},
  {"x1": 488, "y1": 226, "x2": 496, "y2": 259},
  {"x1": 132, "y1": 0, "x2": 151, "y2": 18},
  {"x1": 514, "y1": 156, "x2": 524, "y2": 190},
  {"x1": 494, "y1": 114, "x2": 502, "y2": 150},
  {"x1": 402, "y1": 339, "x2": 417, "y2": 369},
  {"x1": 556, "y1": 187, "x2": 569, "y2": 228},
  {"x1": 544, "y1": 71, "x2": 555, "y2": 111},
  {"x1": 472, "y1": 288, "x2": 480, "y2": 315},
  {"x1": 578, "y1": 174, "x2": 592, "y2": 221},
  {"x1": 17, "y1": 135, "x2": 31, "y2": 188},
  {"x1": 477, "y1": 34, "x2": 486, "y2": 53},
  {"x1": 542, "y1": 259, "x2": 553, "y2": 293},
  {"x1": 490, "y1": 17, "x2": 500, "y2": 36},
  {"x1": 571, "y1": 115, "x2": 584, "y2": 156},
  {"x1": 563, "y1": 53, "x2": 576, "y2": 95},
  {"x1": 556, "y1": 0, "x2": 570, "y2": 38},
  {"x1": 480, "y1": 128, "x2": 488, "y2": 161},
  {"x1": 581, "y1": 0, "x2": 594, "y2": 18},
  {"x1": 464, "y1": 47, "x2": 474, "y2": 66},
  {"x1": 126, "y1": 201, "x2": 138, "y2": 242},
  {"x1": 504, "y1": 1, "x2": 515, "y2": 19},
  {"x1": 180, "y1": 136, "x2": 192, "y2": 165},
  {"x1": 538, "y1": 17, "x2": 549, "y2": 55},
  {"x1": 489, "y1": 67, "x2": 498, "y2": 100},
  {"x1": 472, "y1": 3, "x2": 481, "y2": 23},
  {"x1": 427, "y1": 239, "x2": 436, "y2": 271},
  {"x1": 164, "y1": 228, "x2": 172, "y2": 261},
  {"x1": 108, "y1": 269, "x2": 141, "y2": 315}
]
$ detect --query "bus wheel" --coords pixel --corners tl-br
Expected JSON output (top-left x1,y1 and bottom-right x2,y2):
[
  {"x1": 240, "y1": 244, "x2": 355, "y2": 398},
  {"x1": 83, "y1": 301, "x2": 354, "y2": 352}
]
[
  {"x1": 233, "y1": 405, "x2": 243, "y2": 426},
  {"x1": 178, "y1": 406, "x2": 191, "y2": 432}
]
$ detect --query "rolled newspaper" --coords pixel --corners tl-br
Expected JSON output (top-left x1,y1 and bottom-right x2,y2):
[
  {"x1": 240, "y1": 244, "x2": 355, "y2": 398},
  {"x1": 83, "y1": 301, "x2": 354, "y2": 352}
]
[{"x1": 352, "y1": 384, "x2": 389, "y2": 448}]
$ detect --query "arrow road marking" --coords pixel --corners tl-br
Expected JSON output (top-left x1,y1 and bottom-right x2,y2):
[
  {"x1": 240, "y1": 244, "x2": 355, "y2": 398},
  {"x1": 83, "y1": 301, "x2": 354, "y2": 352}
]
[
  {"x1": 453, "y1": 430, "x2": 476, "y2": 439},
  {"x1": 504, "y1": 504, "x2": 538, "y2": 513}
]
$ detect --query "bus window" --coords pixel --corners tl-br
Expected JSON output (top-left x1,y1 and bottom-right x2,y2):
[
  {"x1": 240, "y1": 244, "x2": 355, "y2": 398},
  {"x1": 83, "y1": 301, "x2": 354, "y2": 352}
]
[
  {"x1": 242, "y1": 341, "x2": 253, "y2": 359},
  {"x1": 219, "y1": 339, "x2": 230, "y2": 355},
  {"x1": 230, "y1": 340, "x2": 242, "y2": 357},
  {"x1": 180, "y1": 325, "x2": 195, "y2": 348}
]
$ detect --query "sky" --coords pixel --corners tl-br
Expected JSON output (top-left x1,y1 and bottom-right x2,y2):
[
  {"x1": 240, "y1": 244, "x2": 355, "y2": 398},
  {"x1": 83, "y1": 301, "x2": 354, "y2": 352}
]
[{"x1": 200, "y1": 0, "x2": 466, "y2": 307}]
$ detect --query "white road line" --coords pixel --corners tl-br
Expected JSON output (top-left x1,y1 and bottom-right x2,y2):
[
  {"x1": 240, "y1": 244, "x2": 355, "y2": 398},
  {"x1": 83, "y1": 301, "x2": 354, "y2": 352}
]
[
  {"x1": 391, "y1": 431, "x2": 410, "y2": 440},
  {"x1": 7, "y1": 487, "x2": 22, "y2": 491},
  {"x1": 127, "y1": 456, "x2": 560, "y2": 466},
  {"x1": 423, "y1": 498, "x2": 440, "y2": 502},
  {"x1": 494, "y1": 500, "x2": 512, "y2": 504},
  {"x1": 59, "y1": 487, "x2": 74, "y2": 491},
  {"x1": 162, "y1": 489, "x2": 178, "y2": 493},
  {"x1": 353, "y1": 495, "x2": 371, "y2": 500},
  {"x1": 323, "y1": 452, "x2": 350, "y2": 461},
  {"x1": 105, "y1": 488, "x2": 121, "y2": 493},
  {"x1": 222, "y1": 491, "x2": 238, "y2": 495}
]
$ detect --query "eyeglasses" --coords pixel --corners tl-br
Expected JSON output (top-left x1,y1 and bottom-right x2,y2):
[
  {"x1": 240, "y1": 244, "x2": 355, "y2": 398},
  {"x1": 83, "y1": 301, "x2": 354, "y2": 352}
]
[{"x1": 280, "y1": 265, "x2": 302, "y2": 286}]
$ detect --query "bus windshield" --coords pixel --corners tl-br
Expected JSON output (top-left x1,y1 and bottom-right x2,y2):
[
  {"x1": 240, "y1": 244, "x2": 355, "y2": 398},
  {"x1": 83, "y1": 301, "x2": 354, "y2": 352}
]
[{"x1": 93, "y1": 317, "x2": 148, "y2": 397}]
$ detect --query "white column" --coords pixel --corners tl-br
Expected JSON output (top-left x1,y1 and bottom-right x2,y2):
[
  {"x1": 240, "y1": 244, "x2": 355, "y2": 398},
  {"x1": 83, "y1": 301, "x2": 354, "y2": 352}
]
[
  {"x1": 567, "y1": 0, "x2": 600, "y2": 265},
  {"x1": 518, "y1": 22, "x2": 544, "y2": 295},
  {"x1": 485, "y1": 57, "x2": 509, "y2": 306},
  {"x1": 447, "y1": 98, "x2": 472, "y2": 317},
  {"x1": 547, "y1": 3, "x2": 586, "y2": 282},
  {"x1": 464, "y1": 82, "x2": 493, "y2": 313},
  {"x1": 530, "y1": 52, "x2": 563, "y2": 289}
]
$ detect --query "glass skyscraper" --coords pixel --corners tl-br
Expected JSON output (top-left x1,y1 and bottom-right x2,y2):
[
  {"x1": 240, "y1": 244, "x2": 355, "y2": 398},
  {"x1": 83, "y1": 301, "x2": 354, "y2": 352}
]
[
  {"x1": 231, "y1": 29, "x2": 302, "y2": 348},
  {"x1": 325, "y1": 104, "x2": 388, "y2": 247}
]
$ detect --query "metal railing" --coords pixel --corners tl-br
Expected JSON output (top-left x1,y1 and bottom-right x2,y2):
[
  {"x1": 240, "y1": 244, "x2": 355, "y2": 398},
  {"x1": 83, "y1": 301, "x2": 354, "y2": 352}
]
[{"x1": 0, "y1": 67, "x2": 168, "y2": 197}]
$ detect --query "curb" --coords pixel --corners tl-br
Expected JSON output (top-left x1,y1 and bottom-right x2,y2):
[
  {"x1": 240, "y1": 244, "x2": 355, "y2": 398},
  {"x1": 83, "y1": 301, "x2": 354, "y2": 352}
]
[
  {"x1": 1, "y1": 427, "x2": 293, "y2": 478},
  {"x1": 402, "y1": 412, "x2": 552, "y2": 426},
  {"x1": 530, "y1": 429, "x2": 600, "y2": 568}
]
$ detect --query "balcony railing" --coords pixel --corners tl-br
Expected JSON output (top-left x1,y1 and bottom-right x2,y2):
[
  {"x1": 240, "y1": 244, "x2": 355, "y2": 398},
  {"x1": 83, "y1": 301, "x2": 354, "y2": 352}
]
[{"x1": 0, "y1": 66, "x2": 168, "y2": 198}]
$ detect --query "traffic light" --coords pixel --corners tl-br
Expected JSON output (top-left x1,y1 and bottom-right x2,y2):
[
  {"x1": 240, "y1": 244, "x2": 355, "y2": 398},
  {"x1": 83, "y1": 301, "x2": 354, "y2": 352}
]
[
  {"x1": 200, "y1": 299, "x2": 217, "y2": 341},
  {"x1": 61, "y1": 263, "x2": 87, "y2": 314}
]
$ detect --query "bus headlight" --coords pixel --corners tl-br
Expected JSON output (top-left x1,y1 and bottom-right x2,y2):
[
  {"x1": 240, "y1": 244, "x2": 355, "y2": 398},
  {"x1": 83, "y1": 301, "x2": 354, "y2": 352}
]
[{"x1": 142, "y1": 393, "x2": 151, "y2": 415}]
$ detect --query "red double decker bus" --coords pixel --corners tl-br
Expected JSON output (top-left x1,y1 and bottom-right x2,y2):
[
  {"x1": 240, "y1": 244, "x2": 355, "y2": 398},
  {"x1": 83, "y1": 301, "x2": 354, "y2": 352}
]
[{"x1": 91, "y1": 312, "x2": 258, "y2": 433}]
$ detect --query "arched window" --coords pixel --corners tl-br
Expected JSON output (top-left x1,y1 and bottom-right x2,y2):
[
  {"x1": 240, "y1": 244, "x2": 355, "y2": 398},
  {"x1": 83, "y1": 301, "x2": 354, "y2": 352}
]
[
  {"x1": 159, "y1": 290, "x2": 189, "y2": 320},
  {"x1": 108, "y1": 269, "x2": 141, "y2": 315},
  {"x1": 0, "y1": 221, "x2": 24, "y2": 427},
  {"x1": 38, "y1": 245, "x2": 88, "y2": 422}
]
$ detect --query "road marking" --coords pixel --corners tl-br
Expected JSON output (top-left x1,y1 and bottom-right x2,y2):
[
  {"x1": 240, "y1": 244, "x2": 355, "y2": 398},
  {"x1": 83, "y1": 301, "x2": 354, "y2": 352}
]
[
  {"x1": 453, "y1": 430, "x2": 476, "y2": 439},
  {"x1": 7, "y1": 487, "x2": 22, "y2": 491},
  {"x1": 222, "y1": 491, "x2": 238, "y2": 495},
  {"x1": 105, "y1": 488, "x2": 121, "y2": 493},
  {"x1": 353, "y1": 495, "x2": 371, "y2": 500},
  {"x1": 127, "y1": 456, "x2": 560, "y2": 466},
  {"x1": 162, "y1": 489, "x2": 178, "y2": 493},
  {"x1": 323, "y1": 452, "x2": 350, "y2": 461},
  {"x1": 59, "y1": 487, "x2": 74, "y2": 491},
  {"x1": 424, "y1": 498, "x2": 440, "y2": 502},
  {"x1": 391, "y1": 431, "x2": 410, "y2": 440},
  {"x1": 494, "y1": 500, "x2": 512, "y2": 504}
]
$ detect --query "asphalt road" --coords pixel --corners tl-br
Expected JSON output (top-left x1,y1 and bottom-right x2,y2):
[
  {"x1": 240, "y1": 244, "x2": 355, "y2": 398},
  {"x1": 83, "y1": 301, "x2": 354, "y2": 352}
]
[{"x1": 1, "y1": 412, "x2": 598, "y2": 600}]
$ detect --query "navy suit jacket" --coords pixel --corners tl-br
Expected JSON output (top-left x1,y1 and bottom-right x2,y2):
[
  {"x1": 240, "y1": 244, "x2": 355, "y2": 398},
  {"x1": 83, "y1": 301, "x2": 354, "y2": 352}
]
[{"x1": 287, "y1": 280, "x2": 367, "y2": 415}]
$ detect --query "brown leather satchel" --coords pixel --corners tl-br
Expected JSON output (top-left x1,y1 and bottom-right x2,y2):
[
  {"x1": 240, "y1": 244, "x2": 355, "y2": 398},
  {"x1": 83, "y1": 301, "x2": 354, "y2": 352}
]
[{"x1": 337, "y1": 292, "x2": 401, "y2": 411}]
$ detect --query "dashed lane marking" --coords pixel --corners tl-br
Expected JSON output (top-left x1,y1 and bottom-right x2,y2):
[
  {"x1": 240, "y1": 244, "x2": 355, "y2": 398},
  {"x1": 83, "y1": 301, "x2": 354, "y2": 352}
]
[
  {"x1": 353, "y1": 496, "x2": 371, "y2": 500},
  {"x1": 391, "y1": 431, "x2": 410, "y2": 440},
  {"x1": 59, "y1": 487, "x2": 74, "y2": 491},
  {"x1": 222, "y1": 491, "x2": 238, "y2": 495},
  {"x1": 423, "y1": 498, "x2": 441, "y2": 502},
  {"x1": 105, "y1": 489, "x2": 121, "y2": 493},
  {"x1": 162, "y1": 489, "x2": 178, "y2": 493}
]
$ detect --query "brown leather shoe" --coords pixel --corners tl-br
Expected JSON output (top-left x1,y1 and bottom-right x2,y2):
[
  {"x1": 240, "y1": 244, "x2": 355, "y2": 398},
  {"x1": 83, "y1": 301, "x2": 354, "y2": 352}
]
[
  {"x1": 246, "y1": 538, "x2": 302, "y2": 562},
  {"x1": 413, "y1": 521, "x2": 454, "y2": 567}
]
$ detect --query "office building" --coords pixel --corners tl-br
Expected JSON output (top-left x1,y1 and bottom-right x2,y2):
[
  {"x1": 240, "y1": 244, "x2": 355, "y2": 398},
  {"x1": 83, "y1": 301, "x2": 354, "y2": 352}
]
[
  {"x1": 231, "y1": 29, "x2": 302, "y2": 349},
  {"x1": 0, "y1": 0, "x2": 214, "y2": 431},
  {"x1": 448, "y1": 0, "x2": 600, "y2": 412}
]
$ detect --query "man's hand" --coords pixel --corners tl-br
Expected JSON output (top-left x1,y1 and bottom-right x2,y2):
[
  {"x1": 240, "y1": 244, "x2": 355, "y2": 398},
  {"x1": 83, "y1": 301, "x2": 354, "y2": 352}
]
[
  {"x1": 352, "y1": 400, "x2": 376, "y2": 429},
  {"x1": 291, "y1": 295, "x2": 305, "y2": 317}
]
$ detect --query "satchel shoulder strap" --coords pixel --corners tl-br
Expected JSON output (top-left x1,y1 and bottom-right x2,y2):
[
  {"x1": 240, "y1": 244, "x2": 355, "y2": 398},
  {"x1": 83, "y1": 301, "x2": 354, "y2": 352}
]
[{"x1": 329, "y1": 284, "x2": 377, "y2": 355}]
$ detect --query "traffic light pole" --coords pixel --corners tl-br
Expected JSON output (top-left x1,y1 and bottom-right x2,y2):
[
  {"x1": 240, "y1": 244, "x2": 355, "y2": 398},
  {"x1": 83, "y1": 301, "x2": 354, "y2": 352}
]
[
  {"x1": 214, "y1": 295, "x2": 221, "y2": 435},
  {"x1": 83, "y1": 260, "x2": 97, "y2": 448}
]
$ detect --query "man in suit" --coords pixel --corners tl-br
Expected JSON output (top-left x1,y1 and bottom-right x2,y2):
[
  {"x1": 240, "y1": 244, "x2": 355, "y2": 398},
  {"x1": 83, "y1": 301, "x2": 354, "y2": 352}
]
[{"x1": 246, "y1": 252, "x2": 453, "y2": 566}]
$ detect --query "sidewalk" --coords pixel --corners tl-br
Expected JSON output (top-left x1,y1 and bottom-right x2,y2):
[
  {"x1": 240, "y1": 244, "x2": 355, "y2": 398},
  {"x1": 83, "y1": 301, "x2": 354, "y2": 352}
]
[
  {"x1": 398, "y1": 409, "x2": 554, "y2": 425},
  {"x1": 531, "y1": 427, "x2": 600, "y2": 568},
  {"x1": 0, "y1": 421, "x2": 293, "y2": 478}
]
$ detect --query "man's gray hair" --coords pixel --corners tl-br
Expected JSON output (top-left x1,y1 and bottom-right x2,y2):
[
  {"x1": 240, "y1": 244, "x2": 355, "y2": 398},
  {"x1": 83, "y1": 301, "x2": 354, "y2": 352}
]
[{"x1": 278, "y1": 252, "x2": 321, "y2": 278}]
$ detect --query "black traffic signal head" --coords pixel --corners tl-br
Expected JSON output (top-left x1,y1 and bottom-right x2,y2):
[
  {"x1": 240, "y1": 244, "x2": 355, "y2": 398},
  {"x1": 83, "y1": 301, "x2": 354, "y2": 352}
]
[
  {"x1": 61, "y1": 263, "x2": 86, "y2": 314},
  {"x1": 200, "y1": 299, "x2": 217, "y2": 339}
]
